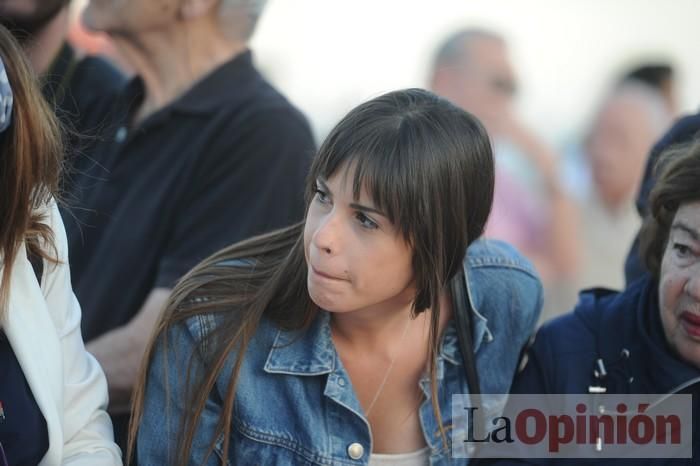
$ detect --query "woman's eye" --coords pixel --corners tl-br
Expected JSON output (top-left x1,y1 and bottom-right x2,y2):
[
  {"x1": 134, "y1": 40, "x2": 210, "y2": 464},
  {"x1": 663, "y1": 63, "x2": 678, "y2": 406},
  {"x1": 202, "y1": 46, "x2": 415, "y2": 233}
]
[
  {"x1": 313, "y1": 188, "x2": 330, "y2": 204},
  {"x1": 356, "y1": 212, "x2": 379, "y2": 230},
  {"x1": 673, "y1": 242, "x2": 693, "y2": 258}
]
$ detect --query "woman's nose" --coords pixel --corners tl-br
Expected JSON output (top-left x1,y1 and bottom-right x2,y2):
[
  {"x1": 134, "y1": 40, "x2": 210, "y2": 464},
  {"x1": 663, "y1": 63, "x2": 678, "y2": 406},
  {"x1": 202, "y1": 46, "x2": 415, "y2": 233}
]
[
  {"x1": 312, "y1": 212, "x2": 341, "y2": 255},
  {"x1": 684, "y1": 266, "x2": 700, "y2": 302}
]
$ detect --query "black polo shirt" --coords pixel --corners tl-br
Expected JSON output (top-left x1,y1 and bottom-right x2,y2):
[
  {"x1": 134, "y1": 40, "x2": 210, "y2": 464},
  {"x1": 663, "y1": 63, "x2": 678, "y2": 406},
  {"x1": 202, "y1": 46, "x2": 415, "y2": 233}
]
[{"x1": 62, "y1": 50, "x2": 315, "y2": 342}]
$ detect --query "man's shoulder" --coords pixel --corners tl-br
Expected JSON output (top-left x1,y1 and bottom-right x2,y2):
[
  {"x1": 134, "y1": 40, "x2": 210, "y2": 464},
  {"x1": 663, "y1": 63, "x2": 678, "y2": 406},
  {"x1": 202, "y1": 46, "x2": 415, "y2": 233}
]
[
  {"x1": 64, "y1": 53, "x2": 127, "y2": 134},
  {"x1": 200, "y1": 72, "x2": 316, "y2": 163},
  {"x1": 71, "y1": 54, "x2": 127, "y2": 102},
  {"x1": 223, "y1": 77, "x2": 311, "y2": 133}
]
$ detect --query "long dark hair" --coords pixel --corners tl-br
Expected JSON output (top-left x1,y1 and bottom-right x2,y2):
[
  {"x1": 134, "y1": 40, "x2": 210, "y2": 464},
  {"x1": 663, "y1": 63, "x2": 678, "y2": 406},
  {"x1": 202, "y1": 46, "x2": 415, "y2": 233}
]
[
  {"x1": 0, "y1": 24, "x2": 63, "y2": 315},
  {"x1": 128, "y1": 88, "x2": 494, "y2": 465}
]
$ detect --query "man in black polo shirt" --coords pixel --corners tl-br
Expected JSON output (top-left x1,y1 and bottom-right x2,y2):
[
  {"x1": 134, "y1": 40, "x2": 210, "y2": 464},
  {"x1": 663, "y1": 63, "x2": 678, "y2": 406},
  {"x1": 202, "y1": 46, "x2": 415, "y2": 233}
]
[
  {"x1": 0, "y1": 0, "x2": 124, "y2": 144},
  {"x1": 64, "y1": 0, "x2": 315, "y2": 446}
]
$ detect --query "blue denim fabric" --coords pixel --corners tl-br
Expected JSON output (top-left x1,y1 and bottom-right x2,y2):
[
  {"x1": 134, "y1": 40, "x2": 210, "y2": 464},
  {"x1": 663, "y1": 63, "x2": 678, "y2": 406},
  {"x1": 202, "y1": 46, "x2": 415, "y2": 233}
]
[{"x1": 137, "y1": 239, "x2": 543, "y2": 465}]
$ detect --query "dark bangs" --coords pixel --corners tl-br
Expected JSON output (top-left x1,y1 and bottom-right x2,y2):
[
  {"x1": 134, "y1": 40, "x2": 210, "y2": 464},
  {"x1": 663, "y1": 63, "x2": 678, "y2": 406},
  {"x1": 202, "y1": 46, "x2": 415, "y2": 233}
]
[{"x1": 308, "y1": 92, "x2": 447, "y2": 244}]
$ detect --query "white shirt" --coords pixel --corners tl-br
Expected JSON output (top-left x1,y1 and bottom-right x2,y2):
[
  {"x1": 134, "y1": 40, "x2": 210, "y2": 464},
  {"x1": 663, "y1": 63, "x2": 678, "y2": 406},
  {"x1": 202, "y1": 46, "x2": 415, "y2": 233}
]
[{"x1": 369, "y1": 447, "x2": 430, "y2": 466}]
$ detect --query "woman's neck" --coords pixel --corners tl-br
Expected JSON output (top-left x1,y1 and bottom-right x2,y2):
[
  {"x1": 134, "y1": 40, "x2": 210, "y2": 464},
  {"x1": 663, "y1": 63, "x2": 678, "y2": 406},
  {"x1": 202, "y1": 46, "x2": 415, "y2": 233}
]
[
  {"x1": 110, "y1": 20, "x2": 247, "y2": 124},
  {"x1": 330, "y1": 292, "x2": 452, "y2": 356}
]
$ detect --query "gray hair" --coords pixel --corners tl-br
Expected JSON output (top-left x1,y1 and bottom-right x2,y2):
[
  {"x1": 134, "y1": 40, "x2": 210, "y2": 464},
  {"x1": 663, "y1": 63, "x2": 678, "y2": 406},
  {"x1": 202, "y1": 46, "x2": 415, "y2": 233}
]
[
  {"x1": 219, "y1": 0, "x2": 268, "y2": 40},
  {"x1": 431, "y1": 27, "x2": 504, "y2": 72}
]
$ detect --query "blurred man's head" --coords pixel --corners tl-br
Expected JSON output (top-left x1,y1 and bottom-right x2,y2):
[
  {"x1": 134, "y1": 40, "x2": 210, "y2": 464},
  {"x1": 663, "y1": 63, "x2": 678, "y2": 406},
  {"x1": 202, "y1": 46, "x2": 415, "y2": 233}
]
[
  {"x1": 83, "y1": 0, "x2": 266, "y2": 42},
  {"x1": 586, "y1": 82, "x2": 671, "y2": 210},
  {"x1": 430, "y1": 28, "x2": 516, "y2": 134},
  {"x1": 0, "y1": 0, "x2": 69, "y2": 42},
  {"x1": 621, "y1": 63, "x2": 677, "y2": 116}
]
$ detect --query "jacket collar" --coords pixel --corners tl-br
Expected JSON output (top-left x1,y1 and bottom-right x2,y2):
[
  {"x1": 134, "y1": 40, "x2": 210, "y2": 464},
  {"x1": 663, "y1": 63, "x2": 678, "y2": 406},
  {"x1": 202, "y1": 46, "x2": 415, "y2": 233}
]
[
  {"x1": 263, "y1": 306, "x2": 490, "y2": 376},
  {"x1": 264, "y1": 311, "x2": 336, "y2": 376},
  {"x1": 583, "y1": 275, "x2": 700, "y2": 394},
  {"x1": 637, "y1": 277, "x2": 700, "y2": 393}
]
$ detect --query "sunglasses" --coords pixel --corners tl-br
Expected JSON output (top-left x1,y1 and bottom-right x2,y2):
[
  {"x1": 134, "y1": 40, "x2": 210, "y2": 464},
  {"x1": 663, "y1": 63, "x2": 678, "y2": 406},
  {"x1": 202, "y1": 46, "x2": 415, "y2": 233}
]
[{"x1": 489, "y1": 76, "x2": 517, "y2": 96}]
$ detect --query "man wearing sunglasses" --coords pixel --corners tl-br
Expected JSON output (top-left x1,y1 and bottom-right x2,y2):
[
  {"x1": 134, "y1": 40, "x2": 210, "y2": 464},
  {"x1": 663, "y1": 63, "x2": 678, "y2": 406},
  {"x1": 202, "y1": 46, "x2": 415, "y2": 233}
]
[{"x1": 430, "y1": 28, "x2": 579, "y2": 321}]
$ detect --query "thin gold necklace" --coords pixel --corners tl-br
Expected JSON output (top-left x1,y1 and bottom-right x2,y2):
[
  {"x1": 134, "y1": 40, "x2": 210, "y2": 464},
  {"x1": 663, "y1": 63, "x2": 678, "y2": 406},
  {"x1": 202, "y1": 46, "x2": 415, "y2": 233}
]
[{"x1": 364, "y1": 317, "x2": 412, "y2": 418}]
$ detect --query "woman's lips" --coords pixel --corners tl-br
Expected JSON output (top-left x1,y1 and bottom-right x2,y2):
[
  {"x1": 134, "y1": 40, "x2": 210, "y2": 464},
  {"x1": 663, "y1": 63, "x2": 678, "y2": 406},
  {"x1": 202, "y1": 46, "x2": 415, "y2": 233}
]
[
  {"x1": 680, "y1": 311, "x2": 700, "y2": 338},
  {"x1": 310, "y1": 265, "x2": 347, "y2": 282}
]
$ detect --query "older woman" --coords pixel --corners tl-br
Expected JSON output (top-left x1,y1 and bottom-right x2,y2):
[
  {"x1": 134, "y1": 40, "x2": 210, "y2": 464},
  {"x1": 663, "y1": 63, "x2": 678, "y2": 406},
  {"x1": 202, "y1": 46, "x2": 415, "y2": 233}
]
[{"x1": 492, "y1": 140, "x2": 700, "y2": 465}]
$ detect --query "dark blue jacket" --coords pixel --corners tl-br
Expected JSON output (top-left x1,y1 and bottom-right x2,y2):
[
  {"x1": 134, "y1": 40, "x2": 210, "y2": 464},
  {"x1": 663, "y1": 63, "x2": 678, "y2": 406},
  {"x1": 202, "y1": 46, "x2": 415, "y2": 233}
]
[{"x1": 485, "y1": 275, "x2": 700, "y2": 466}]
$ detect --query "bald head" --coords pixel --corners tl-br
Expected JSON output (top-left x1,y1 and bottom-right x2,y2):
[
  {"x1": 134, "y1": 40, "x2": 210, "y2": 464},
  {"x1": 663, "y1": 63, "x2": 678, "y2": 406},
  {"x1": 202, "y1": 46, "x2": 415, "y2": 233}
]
[
  {"x1": 430, "y1": 28, "x2": 515, "y2": 134},
  {"x1": 219, "y1": 0, "x2": 268, "y2": 40},
  {"x1": 432, "y1": 28, "x2": 504, "y2": 70}
]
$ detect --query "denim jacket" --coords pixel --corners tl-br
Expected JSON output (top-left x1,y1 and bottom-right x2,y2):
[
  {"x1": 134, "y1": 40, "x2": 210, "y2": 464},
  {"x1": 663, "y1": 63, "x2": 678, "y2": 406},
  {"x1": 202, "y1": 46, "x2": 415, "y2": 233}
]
[{"x1": 137, "y1": 239, "x2": 543, "y2": 465}]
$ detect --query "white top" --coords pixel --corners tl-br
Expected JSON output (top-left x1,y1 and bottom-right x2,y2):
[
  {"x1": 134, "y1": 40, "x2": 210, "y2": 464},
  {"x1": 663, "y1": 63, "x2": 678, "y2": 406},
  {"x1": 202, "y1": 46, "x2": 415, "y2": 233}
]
[
  {"x1": 577, "y1": 193, "x2": 642, "y2": 291},
  {"x1": 369, "y1": 447, "x2": 430, "y2": 466},
  {"x1": 1, "y1": 200, "x2": 121, "y2": 465}
]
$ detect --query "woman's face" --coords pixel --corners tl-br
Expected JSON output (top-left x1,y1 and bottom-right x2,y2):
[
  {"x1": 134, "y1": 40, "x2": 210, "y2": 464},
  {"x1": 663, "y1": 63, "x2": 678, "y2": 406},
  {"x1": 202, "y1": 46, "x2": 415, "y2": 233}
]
[
  {"x1": 303, "y1": 167, "x2": 416, "y2": 315},
  {"x1": 659, "y1": 201, "x2": 700, "y2": 369}
]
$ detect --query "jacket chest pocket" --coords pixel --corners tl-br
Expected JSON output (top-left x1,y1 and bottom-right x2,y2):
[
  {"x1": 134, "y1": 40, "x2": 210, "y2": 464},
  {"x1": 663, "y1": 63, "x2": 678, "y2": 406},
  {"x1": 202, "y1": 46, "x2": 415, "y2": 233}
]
[{"x1": 232, "y1": 421, "x2": 339, "y2": 466}]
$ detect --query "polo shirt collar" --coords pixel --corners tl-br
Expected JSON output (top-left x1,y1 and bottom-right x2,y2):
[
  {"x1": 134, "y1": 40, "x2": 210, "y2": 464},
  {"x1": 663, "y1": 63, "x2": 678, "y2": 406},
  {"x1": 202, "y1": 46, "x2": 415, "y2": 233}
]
[
  {"x1": 171, "y1": 49, "x2": 256, "y2": 115},
  {"x1": 118, "y1": 49, "x2": 257, "y2": 124}
]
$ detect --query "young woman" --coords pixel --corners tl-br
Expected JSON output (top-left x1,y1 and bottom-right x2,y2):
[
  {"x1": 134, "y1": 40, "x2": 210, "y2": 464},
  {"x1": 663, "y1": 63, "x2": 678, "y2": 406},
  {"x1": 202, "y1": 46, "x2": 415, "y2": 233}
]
[
  {"x1": 0, "y1": 25, "x2": 120, "y2": 465},
  {"x1": 132, "y1": 88, "x2": 543, "y2": 465}
]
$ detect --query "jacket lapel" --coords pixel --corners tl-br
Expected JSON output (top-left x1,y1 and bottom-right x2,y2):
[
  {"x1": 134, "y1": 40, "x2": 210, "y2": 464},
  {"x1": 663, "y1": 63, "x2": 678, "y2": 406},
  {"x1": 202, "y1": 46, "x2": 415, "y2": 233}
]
[{"x1": 2, "y1": 245, "x2": 62, "y2": 464}]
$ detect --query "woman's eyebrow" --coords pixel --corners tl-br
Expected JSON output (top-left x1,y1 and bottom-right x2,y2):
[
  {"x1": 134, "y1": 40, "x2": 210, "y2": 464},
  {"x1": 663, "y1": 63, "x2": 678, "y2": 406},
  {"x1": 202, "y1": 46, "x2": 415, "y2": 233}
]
[
  {"x1": 671, "y1": 221, "x2": 700, "y2": 242},
  {"x1": 349, "y1": 202, "x2": 386, "y2": 217},
  {"x1": 317, "y1": 177, "x2": 386, "y2": 217}
]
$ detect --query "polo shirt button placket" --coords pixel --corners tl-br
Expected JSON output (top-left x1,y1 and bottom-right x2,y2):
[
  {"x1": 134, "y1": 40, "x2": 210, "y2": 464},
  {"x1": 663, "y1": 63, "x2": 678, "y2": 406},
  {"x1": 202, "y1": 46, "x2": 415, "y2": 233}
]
[
  {"x1": 114, "y1": 126, "x2": 128, "y2": 143},
  {"x1": 347, "y1": 442, "x2": 364, "y2": 461}
]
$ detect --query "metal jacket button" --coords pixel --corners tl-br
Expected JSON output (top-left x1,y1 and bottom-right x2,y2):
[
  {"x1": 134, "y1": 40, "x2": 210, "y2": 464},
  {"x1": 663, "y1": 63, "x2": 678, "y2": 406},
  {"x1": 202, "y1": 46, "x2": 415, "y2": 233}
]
[{"x1": 347, "y1": 442, "x2": 364, "y2": 460}]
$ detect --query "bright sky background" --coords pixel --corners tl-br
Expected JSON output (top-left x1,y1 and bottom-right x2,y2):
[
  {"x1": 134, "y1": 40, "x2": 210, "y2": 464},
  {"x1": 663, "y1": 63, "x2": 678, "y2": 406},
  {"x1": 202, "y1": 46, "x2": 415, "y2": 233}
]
[{"x1": 74, "y1": 0, "x2": 700, "y2": 148}]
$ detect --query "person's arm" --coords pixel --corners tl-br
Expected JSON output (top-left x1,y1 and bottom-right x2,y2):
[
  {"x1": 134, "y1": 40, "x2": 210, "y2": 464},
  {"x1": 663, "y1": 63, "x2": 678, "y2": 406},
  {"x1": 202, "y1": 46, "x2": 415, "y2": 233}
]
[
  {"x1": 86, "y1": 288, "x2": 171, "y2": 412},
  {"x1": 504, "y1": 117, "x2": 580, "y2": 282},
  {"x1": 44, "y1": 202, "x2": 122, "y2": 465}
]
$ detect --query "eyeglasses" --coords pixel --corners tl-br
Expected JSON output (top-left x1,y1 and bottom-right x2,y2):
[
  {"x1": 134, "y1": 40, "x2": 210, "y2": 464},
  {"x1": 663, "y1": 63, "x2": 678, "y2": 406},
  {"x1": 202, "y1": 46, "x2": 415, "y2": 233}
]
[{"x1": 489, "y1": 76, "x2": 517, "y2": 97}]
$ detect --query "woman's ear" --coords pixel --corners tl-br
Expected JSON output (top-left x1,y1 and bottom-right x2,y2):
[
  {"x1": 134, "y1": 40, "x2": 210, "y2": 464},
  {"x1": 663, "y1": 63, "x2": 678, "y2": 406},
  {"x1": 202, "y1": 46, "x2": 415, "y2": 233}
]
[{"x1": 178, "y1": 0, "x2": 219, "y2": 20}]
